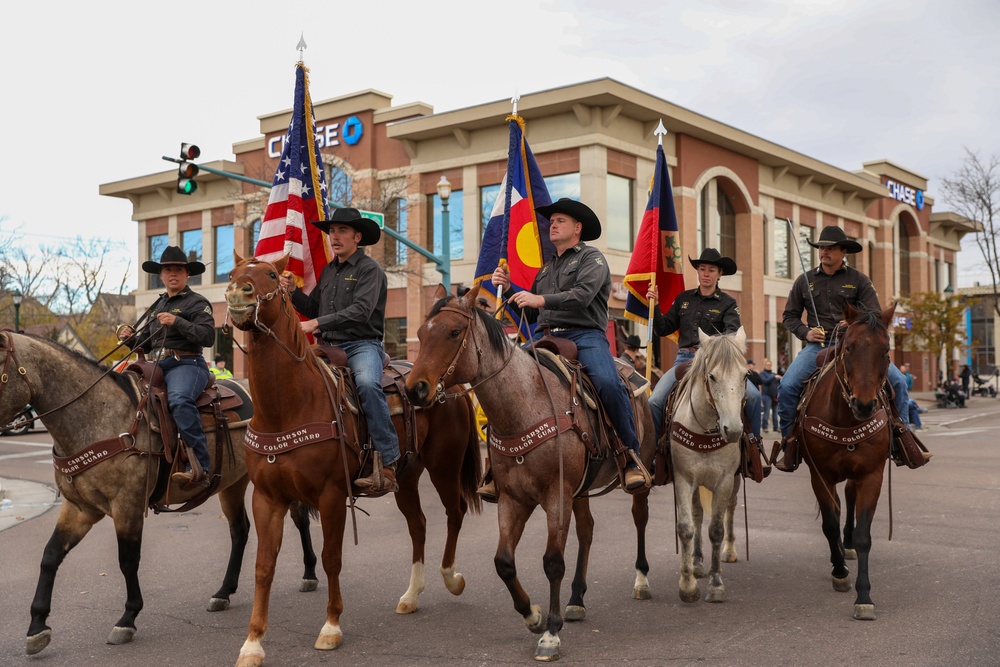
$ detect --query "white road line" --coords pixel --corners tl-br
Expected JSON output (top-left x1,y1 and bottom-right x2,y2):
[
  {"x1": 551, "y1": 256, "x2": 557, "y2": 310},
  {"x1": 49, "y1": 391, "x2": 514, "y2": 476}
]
[
  {"x1": 0, "y1": 451, "x2": 51, "y2": 461},
  {"x1": 0, "y1": 440, "x2": 52, "y2": 448}
]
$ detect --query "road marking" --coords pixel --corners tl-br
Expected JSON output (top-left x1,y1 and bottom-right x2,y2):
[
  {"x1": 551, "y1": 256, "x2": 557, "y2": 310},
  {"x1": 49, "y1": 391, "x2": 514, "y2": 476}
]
[
  {"x1": 0, "y1": 451, "x2": 51, "y2": 461},
  {"x1": 0, "y1": 440, "x2": 52, "y2": 448}
]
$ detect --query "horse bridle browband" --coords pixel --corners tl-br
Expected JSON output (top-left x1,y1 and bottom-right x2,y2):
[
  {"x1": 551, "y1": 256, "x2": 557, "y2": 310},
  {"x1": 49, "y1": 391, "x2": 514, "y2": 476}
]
[{"x1": 431, "y1": 304, "x2": 515, "y2": 401}]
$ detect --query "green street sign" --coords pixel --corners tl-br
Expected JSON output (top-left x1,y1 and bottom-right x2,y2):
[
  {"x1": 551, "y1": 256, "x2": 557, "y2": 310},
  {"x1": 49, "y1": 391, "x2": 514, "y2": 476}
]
[{"x1": 360, "y1": 209, "x2": 385, "y2": 229}]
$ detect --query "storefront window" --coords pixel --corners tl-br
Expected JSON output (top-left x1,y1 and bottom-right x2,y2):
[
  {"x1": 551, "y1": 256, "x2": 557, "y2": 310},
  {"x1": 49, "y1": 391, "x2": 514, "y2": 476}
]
[
  {"x1": 249, "y1": 218, "x2": 261, "y2": 255},
  {"x1": 606, "y1": 174, "x2": 633, "y2": 251},
  {"x1": 180, "y1": 229, "x2": 203, "y2": 286},
  {"x1": 698, "y1": 180, "x2": 736, "y2": 259},
  {"x1": 384, "y1": 198, "x2": 408, "y2": 265},
  {"x1": 543, "y1": 173, "x2": 580, "y2": 202},
  {"x1": 148, "y1": 233, "x2": 169, "y2": 290},
  {"x1": 214, "y1": 224, "x2": 234, "y2": 283},
  {"x1": 428, "y1": 190, "x2": 464, "y2": 260},
  {"x1": 774, "y1": 220, "x2": 791, "y2": 279},
  {"x1": 384, "y1": 317, "x2": 407, "y2": 360},
  {"x1": 481, "y1": 183, "x2": 501, "y2": 238},
  {"x1": 326, "y1": 165, "x2": 352, "y2": 207}
]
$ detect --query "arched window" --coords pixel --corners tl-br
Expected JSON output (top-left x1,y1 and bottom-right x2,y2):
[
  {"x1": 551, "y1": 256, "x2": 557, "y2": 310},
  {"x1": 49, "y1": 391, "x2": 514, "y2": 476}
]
[
  {"x1": 698, "y1": 179, "x2": 737, "y2": 259},
  {"x1": 326, "y1": 165, "x2": 352, "y2": 207}
]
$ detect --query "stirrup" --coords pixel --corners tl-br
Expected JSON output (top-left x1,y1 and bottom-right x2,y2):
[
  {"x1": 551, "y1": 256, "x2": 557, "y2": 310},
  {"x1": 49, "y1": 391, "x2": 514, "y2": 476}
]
[{"x1": 622, "y1": 450, "x2": 652, "y2": 493}]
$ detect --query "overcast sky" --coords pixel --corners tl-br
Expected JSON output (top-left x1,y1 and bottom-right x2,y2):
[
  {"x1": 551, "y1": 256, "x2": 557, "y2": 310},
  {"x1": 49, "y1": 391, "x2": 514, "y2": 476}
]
[{"x1": 2, "y1": 0, "x2": 997, "y2": 290}]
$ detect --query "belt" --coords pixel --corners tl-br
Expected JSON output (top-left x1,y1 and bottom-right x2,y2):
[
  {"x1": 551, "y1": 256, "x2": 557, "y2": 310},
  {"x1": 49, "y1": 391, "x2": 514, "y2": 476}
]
[
  {"x1": 550, "y1": 327, "x2": 588, "y2": 332},
  {"x1": 679, "y1": 346, "x2": 699, "y2": 353},
  {"x1": 151, "y1": 348, "x2": 202, "y2": 361}
]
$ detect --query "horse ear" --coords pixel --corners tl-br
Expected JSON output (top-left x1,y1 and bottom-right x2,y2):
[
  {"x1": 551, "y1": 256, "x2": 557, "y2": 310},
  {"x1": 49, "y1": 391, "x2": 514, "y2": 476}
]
[
  {"x1": 273, "y1": 253, "x2": 290, "y2": 274},
  {"x1": 882, "y1": 301, "x2": 897, "y2": 328},
  {"x1": 698, "y1": 328, "x2": 711, "y2": 347},
  {"x1": 434, "y1": 284, "x2": 449, "y2": 300},
  {"x1": 735, "y1": 326, "x2": 746, "y2": 352},
  {"x1": 844, "y1": 302, "x2": 858, "y2": 322},
  {"x1": 233, "y1": 250, "x2": 245, "y2": 266},
  {"x1": 462, "y1": 282, "x2": 482, "y2": 306}
]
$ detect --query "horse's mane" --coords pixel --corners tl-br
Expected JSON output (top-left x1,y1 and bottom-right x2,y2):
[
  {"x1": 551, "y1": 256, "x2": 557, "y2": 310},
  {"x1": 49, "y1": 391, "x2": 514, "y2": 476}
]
[
  {"x1": 27, "y1": 334, "x2": 135, "y2": 396},
  {"x1": 849, "y1": 309, "x2": 886, "y2": 333},
  {"x1": 429, "y1": 296, "x2": 511, "y2": 355},
  {"x1": 678, "y1": 333, "x2": 746, "y2": 396}
]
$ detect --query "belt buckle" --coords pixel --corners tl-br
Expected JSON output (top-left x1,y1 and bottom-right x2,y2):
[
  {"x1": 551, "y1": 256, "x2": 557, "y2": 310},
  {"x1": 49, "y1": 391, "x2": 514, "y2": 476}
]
[{"x1": 150, "y1": 348, "x2": 165, "y2": 362}]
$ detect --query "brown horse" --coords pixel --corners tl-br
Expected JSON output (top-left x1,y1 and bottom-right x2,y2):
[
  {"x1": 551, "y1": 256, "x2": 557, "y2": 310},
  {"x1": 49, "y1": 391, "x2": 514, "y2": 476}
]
[
  {"x1": 795, "y1": 303, "x2": 896, "y2": 620},
  {"x1": 0, "y1": 330, "x2": 318, "y2": 656},
  {"x1": 405, "y1": 285, "x2": 656, "y2": 662},
  {"x1": 225, "y1": 253, "x2": 480, "y2": 667}
]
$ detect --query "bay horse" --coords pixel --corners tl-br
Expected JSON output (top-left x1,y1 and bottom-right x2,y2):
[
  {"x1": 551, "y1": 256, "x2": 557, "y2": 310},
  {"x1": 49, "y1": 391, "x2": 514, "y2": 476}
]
[
  {"x1": 795, "y1": 303, "x2": 896, "y2": 620},
  {"x1": 225, "y1": 253, "x2": 480, "y2": 667},
  {"x1": 0, "y1": 330, "x2": 317, "y2": 656},
  {"x1": 668, "y1": 327, "x2": 747, "y2": 603},
  {"x1": 405, "y1": 285, "x2": 656, "y2": 662}
]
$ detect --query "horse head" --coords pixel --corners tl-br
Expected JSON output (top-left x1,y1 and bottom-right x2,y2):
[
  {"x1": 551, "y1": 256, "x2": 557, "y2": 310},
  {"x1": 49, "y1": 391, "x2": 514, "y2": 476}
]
[
  {"x1": 689, "y1": 326, "x2": 747, "y2": 442},
  {"x1": 225, "y1": 252, "x2": 292, "y2": 332},
  {"x1": 407, "y1": 283, "x2": 504, "y2": 407},
  {"x1": 0, "y1": 331, "x2": 34, "y2": 425},
  {"x1": 838, "y1": 302, "x2": 895, "y2": 420}
]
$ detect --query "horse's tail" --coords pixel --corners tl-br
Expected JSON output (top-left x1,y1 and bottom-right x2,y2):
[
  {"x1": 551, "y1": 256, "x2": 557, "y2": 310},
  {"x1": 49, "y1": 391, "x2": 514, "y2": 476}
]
[{"x1": 459, "y1": 394, "x2": 483, "y2": 515}]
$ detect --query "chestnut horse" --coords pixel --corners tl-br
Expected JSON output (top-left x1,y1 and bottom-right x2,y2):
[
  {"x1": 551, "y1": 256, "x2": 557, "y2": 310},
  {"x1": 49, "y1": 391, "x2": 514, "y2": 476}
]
[
  {"x1": 795, "y1": 303, "x2": 896, "y2": 620},
  {"x1": 225, "y1": 254, "x2": 480, "y2": 667},
  {"x1": 405, "y1": 285, "x2": 656, "y2": 662},
  {"x1": 0, "y1": 331, "x2": 317, "y2": 656}
]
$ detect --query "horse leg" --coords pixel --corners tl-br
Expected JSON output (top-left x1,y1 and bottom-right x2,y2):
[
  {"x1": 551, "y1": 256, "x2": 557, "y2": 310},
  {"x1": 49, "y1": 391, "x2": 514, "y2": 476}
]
[
  {"x1": 675, "y1": 478, "x2": 700, "y2": 603},
  {"x1": 843, "y1": 480, "x2": 858, "y2": 560},
  {"x1": 26, "y1": 502, "x2": 103, "y2": 655},
  {"x1": 494, "y1": 498, "x2": 544, "y2": 635},
  {"x1": 850, "y1": 475, "x2": 883, "y2": 621},
  {"x1": 209, "y1": 477, "x2": 252, "y2": 611},
  {"x1": 107, "y1": 506, "x2": 147, "y2": 646},
  {"x1": 314, "y1": 493, "x2": 348, "y2": 650},
  {"x1": 289, "y1": 500, "x2": 319, "y2": 592},
  {"x1": 810, "y1": 474, "x2": 851, "y2": 593},
  {"x1": 705, "y1": 475, "x2": 736, "y2": 603},
  {"x1": 394, "y1": 463, "x2": 428, "y2": 614},
  {"x1": 425, "y1": 454, "x2": 472, "y2": 598},
  {"x1": 236, "y1": 491, "x2": 290, "y2": 667},
  {"x1": 535, "y1": 493, "x2": 573, "y2": 662},
  {"x1": 691, "y1": 486, "x2": 706, "y2": 579},
  {"x1": 565, "y1": 497, "x2": 593, "y2": 620},
  {"x1": 722, "y1": 473, "x2": 740, "y2": 563},
  {"x1": 631, "y1": 489, "x2": 652, "y2": 600}
]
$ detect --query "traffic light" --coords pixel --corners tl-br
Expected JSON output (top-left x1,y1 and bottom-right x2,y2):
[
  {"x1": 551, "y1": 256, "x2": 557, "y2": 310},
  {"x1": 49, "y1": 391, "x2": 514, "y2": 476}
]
[{"x1": 177, "y1": 143, "x2": 200, "y2": 195}]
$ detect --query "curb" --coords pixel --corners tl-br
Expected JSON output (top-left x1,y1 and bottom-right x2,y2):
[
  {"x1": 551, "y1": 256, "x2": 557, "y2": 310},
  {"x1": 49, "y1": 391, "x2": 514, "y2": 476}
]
[{"x1": 0, "y1": 477, "x2": 58, "y2": 532}]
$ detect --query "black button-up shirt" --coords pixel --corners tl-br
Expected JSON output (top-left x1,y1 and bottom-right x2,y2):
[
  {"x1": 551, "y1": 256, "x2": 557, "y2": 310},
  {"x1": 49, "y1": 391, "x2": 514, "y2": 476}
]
[
  {"x1": 782, "y1": 263, "x2": 880, "y2": 341},
  {"x1": 135, "y1": 287, "x2": 216, "y2": 353},
  {"x1": 511, "y1": 243, "x2": 611, "y2": 332},
  {"x1": 652, "y1": 287, "x2": 741, "y2": 349},
  {"x1": 291, "y1": 249, "x2": 387, "y2": 342}
]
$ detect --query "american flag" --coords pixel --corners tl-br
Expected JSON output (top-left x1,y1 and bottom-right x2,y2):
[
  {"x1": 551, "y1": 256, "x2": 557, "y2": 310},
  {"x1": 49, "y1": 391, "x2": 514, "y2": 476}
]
[{"x1": 254, "y1": 62, "x2": 329, "y2": 293}]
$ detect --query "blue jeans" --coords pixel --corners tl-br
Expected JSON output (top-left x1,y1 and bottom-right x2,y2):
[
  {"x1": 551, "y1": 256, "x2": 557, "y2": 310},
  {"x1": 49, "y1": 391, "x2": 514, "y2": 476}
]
[
  {"x1": 648, "y1": 349, "x2": 761, "y2": 440},
  {"x1": 340, "y1": 339, "x2": 399, "y2": 466},
  {"x1": 531, "y1": 329, "x2": 640, "y2": 456},
  {"x1": 777, "y1": 342, "x2": 909, "y2": 437},
  {"x1": 907, "y1": 400, "x2": 922, "y2": 429},
  {"x1": 158, "y1": 356, "x2": 211, "y2": 471},
  {"x1": 762, "y1": 394, "x2": 779, "y2": 432}
]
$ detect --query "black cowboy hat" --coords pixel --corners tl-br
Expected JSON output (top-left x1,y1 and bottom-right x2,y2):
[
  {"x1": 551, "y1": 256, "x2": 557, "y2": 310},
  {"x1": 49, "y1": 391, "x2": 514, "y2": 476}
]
[
  {"x1": 807, "y1": 225, "x2": 863, "y2": 254},
  {"x1": 311, "y1": 207, "x2": 381, "y2": 246},
  {"x1": 141, "y1": 245, "x2": 206, "y2": 276},
  {"x1": 535, "y1": 198, "x2": 602, "y2": 242},
  {"x1": 625, "y1": 334, "x2": 646, "y2": 350},
  {"x1": 688, "y1": 248, "x2": 738, "y2": 275}
]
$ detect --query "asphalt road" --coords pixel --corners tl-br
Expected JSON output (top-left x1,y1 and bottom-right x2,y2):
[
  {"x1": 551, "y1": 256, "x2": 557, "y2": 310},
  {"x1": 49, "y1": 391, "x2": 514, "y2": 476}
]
[{"x1": 1, "y1": 395, "x2": 998, "y2": 666}]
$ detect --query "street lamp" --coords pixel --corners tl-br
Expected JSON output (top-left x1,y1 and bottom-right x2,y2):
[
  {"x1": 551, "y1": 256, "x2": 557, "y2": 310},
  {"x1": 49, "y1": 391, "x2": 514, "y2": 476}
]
[
  {"x1": 12, "y1": 289, "x2": 22, "y2": 332},
  {"x1": 437, "y1": 174, "x2": 452, "y2": 291}
]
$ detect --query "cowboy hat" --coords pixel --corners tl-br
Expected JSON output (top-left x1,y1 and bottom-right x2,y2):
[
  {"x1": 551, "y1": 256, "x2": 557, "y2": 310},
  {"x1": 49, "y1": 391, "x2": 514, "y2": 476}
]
[
  {"x1": 311, "y1": 207, "x2": 381, "y2": 246},
  {"x1": 807, "y1": 226, "x2": 863, "y2": 254},
  {"x1": 535, "y1": 198, "x2": 602, "y2": 242},
  {"x1": 141, "y1": 245, "x2": 206, "y2": 276},
  {"x1": 688, "y1": 248, "x2": 738, "y2": 275},
  {"x1": 624, "y1": 334, "x2": 646, "y2": 350}
]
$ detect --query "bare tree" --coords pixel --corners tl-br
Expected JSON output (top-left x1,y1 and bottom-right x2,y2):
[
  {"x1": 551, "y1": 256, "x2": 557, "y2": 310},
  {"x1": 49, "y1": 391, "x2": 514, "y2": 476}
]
[{"x1": 941, "y1": 148, "x2": 1000, "y2": 316}]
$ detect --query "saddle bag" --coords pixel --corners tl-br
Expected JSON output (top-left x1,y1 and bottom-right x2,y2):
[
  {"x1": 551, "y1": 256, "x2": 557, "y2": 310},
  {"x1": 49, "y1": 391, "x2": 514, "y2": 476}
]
[{"x1": 891, "y1": 422, "x2": 931, "y2": 469}]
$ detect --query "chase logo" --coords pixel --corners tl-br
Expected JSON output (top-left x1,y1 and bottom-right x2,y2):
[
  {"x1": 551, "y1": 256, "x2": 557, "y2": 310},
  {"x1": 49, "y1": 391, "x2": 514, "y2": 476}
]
[{"x1": 343, "y1": 116, "x2": 363, "y2": 146}]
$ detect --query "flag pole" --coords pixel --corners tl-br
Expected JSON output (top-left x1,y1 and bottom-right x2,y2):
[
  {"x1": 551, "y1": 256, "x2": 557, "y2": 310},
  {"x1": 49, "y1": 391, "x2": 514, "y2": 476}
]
[
  {"x1": 645, "y1": 120, "x2": 668, "y2": 384},
  {"x1": 496, "y1": 91, "x2": 521, "y2": 319}
]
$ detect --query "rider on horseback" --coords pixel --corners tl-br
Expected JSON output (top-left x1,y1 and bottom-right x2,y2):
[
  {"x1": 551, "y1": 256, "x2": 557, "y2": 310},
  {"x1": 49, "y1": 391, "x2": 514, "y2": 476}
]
[
  {"x1": 772, "y1": 225, "x2": 911, "y2": 471},
  {"x1": 646, "y1": 248, "x2": 762, "y2": 446},
  {"x1": 279, "y1": 207, "x2": 400, "y2": 494},
  {"x1": 484, "y1": 198, "x2": 652, "y2": 493}
]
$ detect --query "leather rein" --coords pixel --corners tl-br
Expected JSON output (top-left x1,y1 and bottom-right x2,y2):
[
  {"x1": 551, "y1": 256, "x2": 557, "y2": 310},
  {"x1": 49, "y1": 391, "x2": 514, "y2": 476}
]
[{"x1": 430, "y1": 305, "x2": 515, "y2": 402}]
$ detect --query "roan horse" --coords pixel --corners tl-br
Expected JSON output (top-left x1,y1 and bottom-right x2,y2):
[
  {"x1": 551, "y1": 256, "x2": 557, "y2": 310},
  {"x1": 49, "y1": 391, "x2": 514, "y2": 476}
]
[
  {"x1": 667, "y1": 327, "x2": 748, "y2": 603},
  {"x1": 405, "y1": 285, "x2": 656, "y2": 662},
  {"x1": 794, "y1": 303, "x2": 896, "y2": 620},
  {"x1": 0, "y1": 330, "x2": 317, "y2": 656},
  {"x1": 224, "y1": 253, "x2": 480, "y2": 667}
]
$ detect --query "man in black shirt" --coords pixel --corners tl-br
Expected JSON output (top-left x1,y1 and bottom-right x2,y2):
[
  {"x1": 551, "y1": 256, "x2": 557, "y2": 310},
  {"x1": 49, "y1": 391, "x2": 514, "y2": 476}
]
[
  {"x1": 280, "y1": 207, "x2": 399, "y2": 493},
  {"x1": 117, "y1": 246, "x2": 215, "y2": 486}
]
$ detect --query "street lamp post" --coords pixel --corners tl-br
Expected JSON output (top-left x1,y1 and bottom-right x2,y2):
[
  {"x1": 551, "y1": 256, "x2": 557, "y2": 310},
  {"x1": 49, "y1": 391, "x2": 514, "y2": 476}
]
[
  {"x1": 12, "y1": 289, "x2": 22, "y2": 332},
  {"x1": 437, "y1": 174, "x2": 452, "y2": 291}
]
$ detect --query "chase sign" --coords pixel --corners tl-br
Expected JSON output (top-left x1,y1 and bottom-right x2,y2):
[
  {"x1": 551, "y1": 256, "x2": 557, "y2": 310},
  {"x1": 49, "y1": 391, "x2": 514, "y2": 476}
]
[
  {"x1": 885, "y1": 179, "x2": 924, "y2": 210},
  {"x1": 267, "y1": 115, "x2": 365, "y2": 157}
]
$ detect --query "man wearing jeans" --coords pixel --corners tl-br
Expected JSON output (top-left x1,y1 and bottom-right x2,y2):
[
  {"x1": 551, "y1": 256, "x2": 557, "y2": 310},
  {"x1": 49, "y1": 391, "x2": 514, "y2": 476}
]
[{"x1": 281, "y1": 207, "x2": 399, "y2": 494}]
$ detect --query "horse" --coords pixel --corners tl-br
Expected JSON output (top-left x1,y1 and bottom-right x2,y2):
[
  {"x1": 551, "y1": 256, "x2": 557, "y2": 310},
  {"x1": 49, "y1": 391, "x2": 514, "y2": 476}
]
[
  {"x1": 667, "y1": 327, "x2": 748, "y2": 603},
  {"x1": 405, "y1": 285, "x2": 656, "y2": 662},
  {"x1": 795, "y1": 303, "x2": 896, "y2": 620},
  {"x1": 0, "y1": 330, "x2": 318, "y2": 656},
  {"x1": 224, "y1": 253, "x2": 481, "y2": 667}
]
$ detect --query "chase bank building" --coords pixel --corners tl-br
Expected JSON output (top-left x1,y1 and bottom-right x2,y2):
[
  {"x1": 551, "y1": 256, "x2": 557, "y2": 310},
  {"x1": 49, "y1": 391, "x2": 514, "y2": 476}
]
[{"x1": 101, "y1": 78, "x2": 976, "y2": 391}]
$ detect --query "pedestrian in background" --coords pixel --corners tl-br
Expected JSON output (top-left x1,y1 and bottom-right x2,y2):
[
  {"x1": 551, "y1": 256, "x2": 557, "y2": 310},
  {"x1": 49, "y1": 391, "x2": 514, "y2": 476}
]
[{"x1": 759, "y1": 359, "x2": 781, "y2": 434}]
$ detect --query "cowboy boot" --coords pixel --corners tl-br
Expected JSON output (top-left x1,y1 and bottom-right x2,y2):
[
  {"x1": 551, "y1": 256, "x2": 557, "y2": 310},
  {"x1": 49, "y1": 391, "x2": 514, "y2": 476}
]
[
  {"x1": 356, "y1": 451, "x2": 399, "y2": 493},
  {"x1": 623, "y1": 449, "x2": 652, "y2": 492},
  {"x1": 171, "y1": 446, "x2": 208, "y2": 488},
  {"x1": 476, "y1": 455, "x2": 497, "y2": 503}
]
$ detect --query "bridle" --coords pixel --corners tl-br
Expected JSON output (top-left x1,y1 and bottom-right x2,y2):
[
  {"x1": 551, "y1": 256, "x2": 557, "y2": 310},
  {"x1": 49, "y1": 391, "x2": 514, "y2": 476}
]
[
  {"x1": 427, "y1": 304, "x2": 515, "y2": 402},
  {"x1": 831, "y1": 322, "x2": 890, "y2": 407},
  {"x1": 226, "y1": 270, "x2": 307, "y2": 363}
]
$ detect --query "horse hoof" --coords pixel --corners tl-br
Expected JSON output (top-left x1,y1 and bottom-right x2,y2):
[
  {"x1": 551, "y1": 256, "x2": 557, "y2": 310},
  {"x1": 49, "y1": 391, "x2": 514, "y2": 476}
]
[
  {"x1": 300, "y1": 578, "x2": 319, "y2": 592},
  {"x1": 314, "y1": 623, "x2": 343, "y2": 650},
  {"x1": 534, "y1": 631, "x2": 560, "y2": 662},
  {"x1": 25, "y1": 629, "x2": 51, "y2": 655},
  {"x1": 396, "y1": 598, "x2": 418, "y2": 615},
  {"x1": 833, "y1": 575, "x2": 852, "y2": 593},
  {"x1": 525, "y1": 604, "x2": 547, "y2": 635},
  {"x1": 853, "y1": 604, "x2": 876, "y2": 620},
  {"x1": 235, "y1": 653, "x2": 264, "y2": 667},
  {"x1": 844, "y1": 548, "x2": 857, "y2": 561},
  {"x1": 564, "y1": 604, "x2": 586, "y2": 621},
  {"x1": 679, "y1": 587, "x2": 700, "y2": 604},
  {"x1": 693, "y1": 563, "x2": 705, "y2": 579},
  {"x1": 633, "y1": 585, "x2": 651, "y2": 600},
  {"x1": 722, "y1": 550, "x2": 738, "y2": 564},
  {"x1": 107, "y1": 626, "x2": 136, "y2": 645},
  {"x1": 208, "y1": 597, "x2": 230, "y2": 612},
  {"x1": 443, "y1": 572, "x2": 466, "y2": 596},
  {"x1": 706, "y1": 588, "x2": 726, "y2": 603}
]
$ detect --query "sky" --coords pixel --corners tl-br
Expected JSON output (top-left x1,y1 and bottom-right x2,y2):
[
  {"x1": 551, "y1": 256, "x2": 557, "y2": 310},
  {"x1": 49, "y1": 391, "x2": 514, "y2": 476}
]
[{"x1": 2, "y1": 0, "x2": 997, "y2": 291}]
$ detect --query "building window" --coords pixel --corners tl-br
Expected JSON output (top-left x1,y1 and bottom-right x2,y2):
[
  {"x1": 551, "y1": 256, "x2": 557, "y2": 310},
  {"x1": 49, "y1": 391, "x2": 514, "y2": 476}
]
[
  {"x1": 773, "y1": 219, "x2": 791, "y2": 279},
  {"x1": 249, "y1": 218, "x2": 262, "y2": 255},
  {"x1": 384, "y1": 198, "x2": 408, "y2": 265},
  {"x1": 179, "y1": 228, "x2": 203, "y2": 286},
  {"x1": 698, "y1": 180, "x2": 736, "y2": 259},
  {"x1": 384, "y1": 317, "x2": 407, "y2": 360},
  {"x1": 326, "y1": 165, "x2": 352, "y2": 207},
  {"x1": 428, "y1": 190, "x2": 464, "y2": 260},
  {"x1": 799, "y1": 226, "x2": 817, "y2": 269},
  {"x1": 763, "y1": 217, "x2": 772, "y2": 275},
  {"x1": 148, "y1": 233, "x2": 169, "y2": 290},
  {"x1": 606, "y1": 174, "x2": 634, "y2": 251},
  {"x1": 214, "y1": 224, "x2": 234, "y2": 283},
  {"x1": 481, "y1": 183, "x2": 502, "y2": 238},
  {"x1": 543, "y1": 173, "x2": 581, "y2": 201},
  {"x1": 899, "y1": 222, "x2": 912, "y2": 297}
]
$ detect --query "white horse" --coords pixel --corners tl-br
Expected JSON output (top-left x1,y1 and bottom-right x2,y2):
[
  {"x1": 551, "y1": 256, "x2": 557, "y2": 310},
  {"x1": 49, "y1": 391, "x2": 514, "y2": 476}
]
[{"x1": 669, "y1": 327, "x2": 747, "y2": 603}]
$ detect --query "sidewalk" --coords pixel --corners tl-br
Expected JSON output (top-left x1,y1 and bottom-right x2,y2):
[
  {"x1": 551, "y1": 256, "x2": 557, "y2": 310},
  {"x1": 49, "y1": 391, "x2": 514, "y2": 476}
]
[{"x1": 0, "y1": 477, "x2": 58, "y2": 532}]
